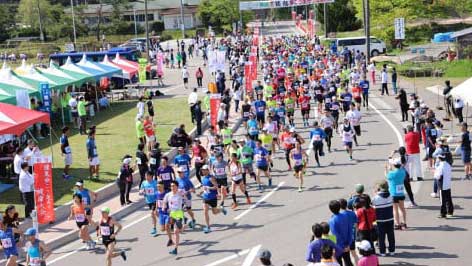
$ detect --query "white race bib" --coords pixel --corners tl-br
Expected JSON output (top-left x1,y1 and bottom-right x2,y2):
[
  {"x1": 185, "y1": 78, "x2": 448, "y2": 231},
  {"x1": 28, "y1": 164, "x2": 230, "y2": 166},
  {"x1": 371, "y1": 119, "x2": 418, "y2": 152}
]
[
  {"x1": 1, "y1": 238, "x2": 13, "y2": 248},
  {"x1": 136, "y1": 158, "x2": 142, "y2": 165},
  {"x1": 75, "y1": 213, "x2": 85, "y2": 223},
  {"x1": 65, "y1": 146, "x2": 71, "y2": 153},
  {"x1": 215, "y1": 167, "x2": 226, "y2": 175},
  {"x1": 100, "y1": 226, "x2": 111, "y2": 236},
  {"x1": 396, "y1": 184, "x2": 404, "y2": 194},
  {"x1": 149, "y1": 158, "x2": 157, "y2": 165}
]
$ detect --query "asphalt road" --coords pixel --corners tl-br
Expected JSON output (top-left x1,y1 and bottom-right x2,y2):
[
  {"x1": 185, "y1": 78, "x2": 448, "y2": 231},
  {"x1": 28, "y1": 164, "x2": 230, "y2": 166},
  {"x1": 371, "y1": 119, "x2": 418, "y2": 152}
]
[{"x1": 22, "y1": 23, "x2": 472, "y2": 266}]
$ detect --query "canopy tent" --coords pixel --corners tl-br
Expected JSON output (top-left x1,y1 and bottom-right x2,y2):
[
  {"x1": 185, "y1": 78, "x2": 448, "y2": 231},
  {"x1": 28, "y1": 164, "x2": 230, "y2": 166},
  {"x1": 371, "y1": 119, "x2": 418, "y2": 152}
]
[
  {"x1": 46, "y1": 61, "x2": 92, "y2": 87},
  {"x1": 77, "y1": 54, "x2": 122, "y2": 78},
  {"x1": 112, "y1": 53, "x2": 139, "y2": 70},
  {"x1": 0, "y1": 63, "x2": 39, "y2": 98},
  {"x1": 60, "y1": 57, "x2": 105, "y2": 82},
  {"x1": 102, "y1": 55, "x2": 137, "y2": 80},
  {"x1": 450, "y1": 77, "x2": 472, "y2": 105},
  {"x1": 0, "y1": 102, "x2": 50, "y2": 135},
  {"x1": 15, "y1": 62, "x2": 62, "y2": 91},
  {"x1": 0, "y1": 88, "x2": 15, "y2": 105}
]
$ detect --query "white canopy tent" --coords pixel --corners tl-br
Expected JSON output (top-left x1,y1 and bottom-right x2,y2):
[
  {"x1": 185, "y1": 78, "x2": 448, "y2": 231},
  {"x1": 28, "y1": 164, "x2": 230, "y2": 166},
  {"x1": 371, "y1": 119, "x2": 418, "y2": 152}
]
[{"x1": 450, "y1": 77, "x2": 472, "y2": 105}]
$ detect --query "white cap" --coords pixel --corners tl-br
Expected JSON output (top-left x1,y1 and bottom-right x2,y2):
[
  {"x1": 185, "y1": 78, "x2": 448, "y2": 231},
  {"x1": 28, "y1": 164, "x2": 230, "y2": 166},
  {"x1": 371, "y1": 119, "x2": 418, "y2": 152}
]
[
  {"x1": 201, "y1": 164, "x2": 209, "y2": 170},
  {"x1": 393, "y1": 158, "x2": 402, "y2": 166},
  {"x1": 75, "y1": 181, "x2": 84, "y2": 186},
  {"x1": 357, "y1": 240, "x2": 372, "y2": 251},
  {"x1": 123, "y1": 158, "x2": 132, "y2": 165}
]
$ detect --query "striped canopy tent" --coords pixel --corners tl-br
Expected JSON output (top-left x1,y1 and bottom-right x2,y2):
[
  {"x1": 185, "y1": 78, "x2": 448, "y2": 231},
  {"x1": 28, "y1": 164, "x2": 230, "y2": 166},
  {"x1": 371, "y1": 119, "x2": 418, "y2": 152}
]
[
  {"x1": 112, "y1": 53, "x2": 139, "y2": 70},
  {"x1": 15, "y1": 61, "x2": 62, "y2": 91},
  {"x1": 0, "y1": 87, "x2": 16, "y2": 105},
  {"x1": 0, "y1": 63, "x2": 39, "y2": 98},
  {"x1": 102, "y1": 55, "x2": 137, "y2": 80},
  {"x1": 77, "y1": 54, "x2": 122, "y2": 78},
  {"x1": 36, "y1": 61, "x2": 82, "y2": 89},
  {"x1": 60, "y1": 57, "x2": 105, "y2": 82},
  {"x1": 46, "y1": 61, "x2": 92, "y2": 87}
]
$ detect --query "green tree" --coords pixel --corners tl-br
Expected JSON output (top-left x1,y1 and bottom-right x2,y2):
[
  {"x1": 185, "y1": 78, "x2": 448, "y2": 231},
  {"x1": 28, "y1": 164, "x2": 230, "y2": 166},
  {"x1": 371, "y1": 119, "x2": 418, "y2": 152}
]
[
  {"x1": 316, "y1": 0, "x2": 362, "y2": 33},
  {"x1": 198, "y1": 0, "x2": 254, "y2": 32},
  {"x1": 18, "y1": 0, "x2": 65, "y2": 40},
  {"x1": 0, "y1": 5, "x2": 13, "y2": 42}
]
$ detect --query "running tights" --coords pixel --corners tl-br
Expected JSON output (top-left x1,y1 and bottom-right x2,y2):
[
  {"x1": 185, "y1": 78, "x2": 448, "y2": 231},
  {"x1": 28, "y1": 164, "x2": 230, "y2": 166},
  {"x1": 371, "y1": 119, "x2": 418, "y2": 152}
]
[
  {"x1": 404, "y1": 173, "x2": 415, "y2": 203},
  {"x1": 232, "y1": 192, "x2": 249, "y2": 203}
]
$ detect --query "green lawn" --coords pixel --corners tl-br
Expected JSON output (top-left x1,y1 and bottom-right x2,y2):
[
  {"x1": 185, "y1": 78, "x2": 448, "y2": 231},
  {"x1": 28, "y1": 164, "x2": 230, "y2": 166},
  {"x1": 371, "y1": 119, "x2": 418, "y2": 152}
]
[
  {"x1": 0, "y1": 96, "x2": 191, "y2": 217},
  {"x1": 396, "y1": 59, "x2": 472, "y2": 78}
]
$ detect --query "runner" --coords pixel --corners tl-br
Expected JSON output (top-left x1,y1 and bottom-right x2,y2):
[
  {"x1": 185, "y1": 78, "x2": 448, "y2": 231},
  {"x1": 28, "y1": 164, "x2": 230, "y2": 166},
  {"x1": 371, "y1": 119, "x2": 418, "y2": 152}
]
[
  {"x1": 241, "y1": 99, "x2": 252, "y2": 129},
  {"x1": 299, "y1": 91, "x2": 311, "y2": 127},
  {"x1": 259, "y1": 128, "x2": 274, "y2": 168},
  {"x1": 69, "y1": 193, "x2": 96, "y2": 249},
  {"x1": 60, "y1": 126, "x2": 73, "y2": 179},
  {"x1": 320, "y1": 110, "x2": 335, "y2": 152},
  {"x1": 339, "y1": 118, "x2": 355, "y2": 160},
  {"x1": 150, "y1": 150, "x2": 171, "y2": 186},
  {"x1": 98, "y1": 207, "x2": 127, "y2": 266},
  {"x1": 228, "y1": 153, "x2": 251, "y2": 209},
  {"x1": 191, "y1": 138, "x2": 207, "y2": 185},
  {"x1": 254, "y1": 94, "x2": 267, "y2": 128},
  {"x1": 201, "y1": 165, "x2": 227, "y2": 233},
  {"x1": 74, "y1": 180, "x2": 97, "y2": 225},
  {"x1": 173, "y1": 147, "x2": 191, "y2": 179},
  {"x1": 212, "y1": 153, "x2": 228, "y2": 207},
  {"x1": 155, "y1": 181, "x2": 172, "y2": 243},
  {"x1": 25, "y1": 227, "x2": 51, "y2": 266},
  {"x1": 254, "y1": 139, "x2": 272, "y2": 192},
  {"x1": 346, "y1": 103, "x2": 362, "y2": 146},
  {"x1": 284, "y1": 91, "x2": 296, "y2": 127},
  {"x1": 290, "y1": 142, "x2": 307, "y2": 192},
  {"x1": 139, "y1": 171, "x2": 159, "y2": 236},
  {"x1": 309, "y1": 121, "x2": 327, "y2": 167},
  {"x1": 162, "y1": 180, "x2": 186, "y2": 255},
  {"x1": 149, "y1": 142, "x2": 162, "y2": 178},
  {"x1": 330, "y1": 96, "x2": 341, "y2": 130},
  {"x1": 247, "y1": 113, "x2": 260, "y2": 140},
  {"x1": 86, "y1": 130, "x2": 100, "y2": 179},
  {"x1": 237, "y1": 139, "x2": 255, "y2": 185},
  {"x1": 143, "y1": 115, "x2": 156, "y2": 151},
  {"x1": 0, "y1": 214, "x2": 21, "y2": 266},
  {"x1": 175, "y1": 167, "x2": 197, "y2": 228},
  {"x1": 136, "y1": 143, "x2": 149, "y2": 188}
]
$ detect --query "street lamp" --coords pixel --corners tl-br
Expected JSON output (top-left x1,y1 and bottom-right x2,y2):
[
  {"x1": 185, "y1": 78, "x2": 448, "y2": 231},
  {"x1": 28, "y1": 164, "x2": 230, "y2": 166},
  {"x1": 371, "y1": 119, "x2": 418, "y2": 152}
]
[
  {"x1": 180, "y1": 0, "x2": 185, "y2": 39},
  {"x1": 37, "y1": 0, "x2": 45, "y2": 42},
  {"x1": 136, "y1": 0, "x2": 150, "y2": 61},
  {"x1": 133, "y1": 8, "x2": 138, "y2": 40}
]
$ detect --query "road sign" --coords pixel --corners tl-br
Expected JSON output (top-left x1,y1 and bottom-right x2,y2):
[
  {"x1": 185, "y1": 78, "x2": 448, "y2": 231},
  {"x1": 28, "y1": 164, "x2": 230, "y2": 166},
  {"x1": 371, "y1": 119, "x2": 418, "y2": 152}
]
[
  {"x1": 240, "y1": 0, "x2": 334, "y2": 11},
  {"x1": 394, "y1": 17, "x2": 405, "y2": 40}
]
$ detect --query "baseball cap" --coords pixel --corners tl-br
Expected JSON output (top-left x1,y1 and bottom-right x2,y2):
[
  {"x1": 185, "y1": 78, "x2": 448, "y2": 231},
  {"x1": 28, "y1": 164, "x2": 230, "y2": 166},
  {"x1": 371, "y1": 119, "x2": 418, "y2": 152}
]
[
  {"x1": 357, "y1": 240, "x2": 372, "y2": 251},
  {"x1": 393, "y1": 158, "x2": 402, "y2": 166},
  {"x1": 355, "y1": 184, "x2": 364, "y2": 194},
  {"x1": 201, "y1": 165, "x2": 209, "y2": 170},
  {"x1": 25, "y1": 227, "x2": 37, "y2": 236},
  {"x1": 123, "y1": 157, "x2": 132, "y2": 165},
  {"x1": 289, "y1": 127, "x2": 295, "y2": 133},
  {"x1": 75, "y1": 181, "x2": 84, "y2": 187},
  {"x1": 101, "y1": 207, "x2": 111, "y2": 213},
  {"x1": 258, "y1": 249, "x2": 272, "y2": 260},
  {"x1": 238, "y1": 138, "x2": 246, "y2": 143}
]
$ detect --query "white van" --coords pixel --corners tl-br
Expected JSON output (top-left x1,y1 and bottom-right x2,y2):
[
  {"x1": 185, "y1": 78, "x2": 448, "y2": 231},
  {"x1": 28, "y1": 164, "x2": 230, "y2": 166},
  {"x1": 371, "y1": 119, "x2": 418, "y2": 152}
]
[{"x1": 335, "y1": 36, "x2": 387, "y2": 56}]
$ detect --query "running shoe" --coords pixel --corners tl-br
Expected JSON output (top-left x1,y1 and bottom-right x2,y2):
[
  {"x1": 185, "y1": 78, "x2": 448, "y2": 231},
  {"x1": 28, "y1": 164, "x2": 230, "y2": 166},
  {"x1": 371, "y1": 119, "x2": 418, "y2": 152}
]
[
  {"x1": 150, "y1": 228, "x2": 157, "y2": 235},
  {"x1": 188, "y1": 220, "x2": 196, "y2": 229},
  {"x1": 298, "y1": 187, "x2": 303, "y2": 192},
  {"x1": 231, "y1": 203, "x2": 238, "y2": 210},
  {"x1": 221, "y1": 206, "x2": 227, "y2": 215},
  {"x1": 120, "y1": 251, "x2": 127, "y2": 261},
  {"x1": 246, "y1": 197, "x2": 252, "y2": 204},
  {"x1": 379, "y1": 253, "x2": 386, "y2": 257},
  {"x1": 203, "y1": 226, "x2": 211, "y2": 234},
  {"x1": 430, "y1": 192, "x2": 438, "y2": 198},
  {"x1": 90, "y1": 241, "x2": 96, "y2": 249},
  {"x1": 388, "y1": 252, "x2": 395, "y2": 256},
  {"x1": 349, "y1": 156, "x2": 353, "y2": 161},
  {"x1": 446, "y1": 214, "x2": 454, "y2": 219},
  {"x1": 169, "y1": 248, "x2": 178, "y2": 255}
]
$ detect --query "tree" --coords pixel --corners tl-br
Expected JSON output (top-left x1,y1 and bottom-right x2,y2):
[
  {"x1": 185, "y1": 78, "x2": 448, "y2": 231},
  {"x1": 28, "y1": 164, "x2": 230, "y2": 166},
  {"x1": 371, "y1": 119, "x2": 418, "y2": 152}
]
[
  {"x1": 0, "y1": 5, "x2": 14, "y2": 42},
  {"x1": 198, "y1": 0, "x2": 253, "y2": 32},
  {"x1": 18, "y1": 0, "x2": 64, "y2": 40},
  {"x1": 316, "y1": 0, "x2": 362, "y2": 33}
]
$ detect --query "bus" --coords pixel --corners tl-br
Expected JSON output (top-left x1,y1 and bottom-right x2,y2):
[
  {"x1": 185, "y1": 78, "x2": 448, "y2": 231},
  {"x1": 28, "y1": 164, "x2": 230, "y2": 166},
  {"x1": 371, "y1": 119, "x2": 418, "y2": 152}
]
[
  {"x1": 333, "y1": 36, "x2": 387, "y2": 57},
  {"x1": 49, "y1": 47, "x2": 141, "y2": 65}
]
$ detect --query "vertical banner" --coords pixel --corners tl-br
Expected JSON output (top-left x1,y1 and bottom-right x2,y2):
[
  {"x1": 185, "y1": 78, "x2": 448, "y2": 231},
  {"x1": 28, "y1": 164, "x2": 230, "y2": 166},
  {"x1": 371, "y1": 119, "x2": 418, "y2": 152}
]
[
  {"x1": 216, "y1": 50, "x2": 226, "y2": 72},
  {"x1": 208, "y1": 50, "x2": 218, "y2": 74},
  {"x1": 40, "y1": 83, "x2": 51, "y2": 113},
  {"x1": 244, "y1": 62, "x2": 253, "y2": 94},
  {"x1": 209, "y1": 94, "x2": 221, "y2": 131},
  {"x1": 291, "y1": 11, "x2": 296, "y2": 20},
  {"x1": 138, "y1": 58, "x2": 148, "y2": 83},
  {"x1": 156, "y1": 52, "x2": 164, "y2": 77},
  {"x1": 33, "y1": 157, "x2": 55, "y2": 224}
]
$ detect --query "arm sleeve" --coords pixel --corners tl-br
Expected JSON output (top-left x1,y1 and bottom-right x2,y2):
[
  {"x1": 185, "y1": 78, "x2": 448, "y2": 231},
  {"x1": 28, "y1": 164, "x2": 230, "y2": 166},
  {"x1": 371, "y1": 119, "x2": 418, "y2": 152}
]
[{"x1": 305, "y1": 243, "x2": 314, "y2": 262}]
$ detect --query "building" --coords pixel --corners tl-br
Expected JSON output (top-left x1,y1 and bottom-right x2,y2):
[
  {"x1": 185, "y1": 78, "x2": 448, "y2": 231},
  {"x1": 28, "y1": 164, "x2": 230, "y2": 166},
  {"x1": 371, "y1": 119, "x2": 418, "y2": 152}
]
[
  {"x1": 66, "y1": 0, "x2": 202, "y2": 30},
  {"x1": 451, "y1": 27, "x2": 472, "y2": 59}
]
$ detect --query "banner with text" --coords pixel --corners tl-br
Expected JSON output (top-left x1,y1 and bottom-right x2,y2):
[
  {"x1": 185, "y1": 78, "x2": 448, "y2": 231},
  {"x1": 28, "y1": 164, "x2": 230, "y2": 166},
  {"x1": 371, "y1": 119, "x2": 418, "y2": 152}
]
[
  {"x1": 240, "y1": 0, "x2": 334, "y2": 10},
  {"x1": 138, "y1": 58, "x2": 147, "y2": 83},
  {"x1": 210, "y1": 94, "x2": 221, "y2": 131},
  {"x1": 33, "y1": 157, "x2": 55, "y2": 224}
]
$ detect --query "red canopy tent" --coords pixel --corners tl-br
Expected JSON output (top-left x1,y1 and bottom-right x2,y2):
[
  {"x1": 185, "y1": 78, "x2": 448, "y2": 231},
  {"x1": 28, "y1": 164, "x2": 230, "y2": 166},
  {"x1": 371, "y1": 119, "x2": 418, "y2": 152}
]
[{"x1": 0, "y1": 103, "x2": 50, "y2": 135}]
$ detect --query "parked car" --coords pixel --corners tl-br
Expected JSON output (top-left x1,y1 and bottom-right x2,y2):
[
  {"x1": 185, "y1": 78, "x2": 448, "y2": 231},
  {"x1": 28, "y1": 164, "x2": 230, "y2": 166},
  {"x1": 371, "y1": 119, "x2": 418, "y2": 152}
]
[{"x1": 332, "y1": 36, "x2": 387, "y2": 56}]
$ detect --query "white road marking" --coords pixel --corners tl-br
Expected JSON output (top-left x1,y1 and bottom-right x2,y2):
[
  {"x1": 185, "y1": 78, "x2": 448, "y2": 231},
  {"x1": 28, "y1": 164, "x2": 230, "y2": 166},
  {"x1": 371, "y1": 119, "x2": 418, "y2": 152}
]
[
  {"x1": 241, "y1": 245, "x2": 262, "y2": 266},
  {"x1": 234, "y1": 182, "x2": 286, "y2": 220},
  {"x1": 203, "y1": 249, "x2": 250, "y2": 266},
  {"x1": 48, "y1": 214, "x2": 151, "y2": 265}
]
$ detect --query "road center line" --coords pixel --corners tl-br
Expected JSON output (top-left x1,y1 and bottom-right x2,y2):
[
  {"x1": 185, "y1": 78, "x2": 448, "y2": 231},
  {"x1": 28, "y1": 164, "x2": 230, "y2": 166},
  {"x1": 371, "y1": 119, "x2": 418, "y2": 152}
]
[
  {"x1": 48, "y1": 213, "x2": 151, "y2": 265},
  {"x1": 241, "y1": 245, "x2": 262, "y2": 266},
  {"x1": 234, "y1": 182, "x2": 286, "y2": 221}
]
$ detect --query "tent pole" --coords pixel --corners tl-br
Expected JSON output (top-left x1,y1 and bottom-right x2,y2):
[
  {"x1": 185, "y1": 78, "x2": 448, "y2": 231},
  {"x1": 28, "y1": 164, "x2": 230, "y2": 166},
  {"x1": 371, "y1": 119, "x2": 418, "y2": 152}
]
[
  {"x1": 49, "y1": 125, "x2": 54, "y2": 168},
  {"x1": 95, "y1": 87, "x2": 99, "y2": 113},
  {"x1": 466, "y1": 104, "x2": 469, "y2": 124},
  {"x1": 60, "y1": 95, "x2": 65, "y2": 127}
]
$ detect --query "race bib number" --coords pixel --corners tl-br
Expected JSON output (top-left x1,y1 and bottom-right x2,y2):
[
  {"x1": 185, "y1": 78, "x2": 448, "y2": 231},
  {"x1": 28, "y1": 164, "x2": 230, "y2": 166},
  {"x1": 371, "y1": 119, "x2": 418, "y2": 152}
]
[
  {"x1": 65, "y1": 146, "x2": 71, "y2": 153},
  {"x1": 145, "y1": 188, "x2": 154, "y2": 195},
  {"x1": 332, "y1": 105, "x2": 339, "y2": 110},
  {"x1": 255, "y1": 154, "x2": 262, "y2": 161},
  {"x1": 30, "y1": 257, "x2": 41, "y2": 266},
  {"x1": 203, "y1": 186, "x2": 210, "y2": 193},
  {"x1": 195, "y1": 156, "x2": 202, "y2": 163},
  {"x1": 136, "y1": 158, "x2": 142, "y2": 165},
  {"x1": 157, "y1": 200, "x2": 163, "y2": 208},
  {"x1": 1, "y1": 238, "x2": 13, "y2": 248},
  {"x1": 431, "y1": 129, "x2": 437, "y2": 136},
  {"x1": 278, "y1": 111, "x2": 284, "y2": 117},
  {"x1": 294, "y1": 159, "x2": 303, "y2": 166},
  {"x1": 301, "y1": 102, "x2": 308, "y2": 108},
  {"x1": 82, "y1": 197, "x2": 89, "y2": 205},
  {"x1": 215, "y1": 167, "x2": 225, "y2": 175},
  {"x1": 258, "y1": 106, "x2": 265, "y2": 112},
  {"x1": 93, "y1": 148, "x2": 97, "y2": 155},
  {"x1": 149, "y1": 158, "x2": 157, "y2": 165},
  {"x1": 180, "y1": 165, "x2": 188, "y2": 172},
  {"x1": 396, "y1": 184, "x2": 405, "y2": 194},
  {"x1": 161, "y1": 173, "x2": 171, "y2": 181},
  {"x1": 100, "y1": 226, "x2": 111, "y2": 236},
  {"x1": 313, "y1": 135, "x2": 321, "y2": 141},
  {"x1": 243, "y1": 112, "x2": 250, "y2": 117},
  {"x1": 75, "y1": 213, "x2": 86, "y2": 223}
]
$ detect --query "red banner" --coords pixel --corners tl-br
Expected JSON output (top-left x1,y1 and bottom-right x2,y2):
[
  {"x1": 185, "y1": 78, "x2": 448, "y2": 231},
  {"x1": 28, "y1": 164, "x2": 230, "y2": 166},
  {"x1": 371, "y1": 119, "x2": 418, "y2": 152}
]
[
  {"x1": 210, "y1": 94, "x2": 221, "y2": 131},
  {"x1": 245, "y1": 62, "x2": 253, "y2": 94},
  {"x1": 292, "y1": 11, "x2": 297, "y2": 20},
  {"x1": 156, "y1": 52, "x2": 164, "y2": 77},
  {"x1": 33, "y1": 161, "x2": 55, "y2": 224}
]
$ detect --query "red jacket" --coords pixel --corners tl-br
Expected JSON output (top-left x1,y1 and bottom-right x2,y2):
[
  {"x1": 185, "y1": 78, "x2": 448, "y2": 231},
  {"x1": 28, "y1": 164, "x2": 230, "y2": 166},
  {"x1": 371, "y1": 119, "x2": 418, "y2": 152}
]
[
  {"x1": 356, "y1": 207, "x2": 376, "y2": 231},
  {"x1": 405, "y1": 131, "x2": 420, "y2": 154}
]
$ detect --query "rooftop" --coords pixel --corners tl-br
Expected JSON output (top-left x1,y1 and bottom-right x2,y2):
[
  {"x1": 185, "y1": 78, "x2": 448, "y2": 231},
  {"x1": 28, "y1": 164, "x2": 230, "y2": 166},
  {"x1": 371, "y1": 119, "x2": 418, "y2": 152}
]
[
  {"x1": 451, "y1": 27, "x2": 472, "y2": 38},
  {"x1": 66, "y1": 0, "x2": 201, "y2": 14}
]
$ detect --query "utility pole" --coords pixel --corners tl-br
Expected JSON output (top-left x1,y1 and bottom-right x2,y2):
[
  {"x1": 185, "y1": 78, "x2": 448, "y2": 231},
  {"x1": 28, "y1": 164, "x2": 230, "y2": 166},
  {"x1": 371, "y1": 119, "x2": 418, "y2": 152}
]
[
  {"x1": 70, "y1": 0, "x2": 77, "y2": 46},
  {"x1": 37, "y1": 0, "x2": 45, "y2": 42},
  {"x1": 180, "y1": 0, "x2": 185, "y2": 39},
  {"x1": 133, "y1": 8, "x2": 138, "y2": 40},
  {"x1": 323, "y1": 3, "x2": 328, "y2": 38},
  {"x1": 144, "y1": 0, "x2": 150, "y2": 61},
  {"x1": 365, "y1": 0, "x2": 371, "y2": 62}
]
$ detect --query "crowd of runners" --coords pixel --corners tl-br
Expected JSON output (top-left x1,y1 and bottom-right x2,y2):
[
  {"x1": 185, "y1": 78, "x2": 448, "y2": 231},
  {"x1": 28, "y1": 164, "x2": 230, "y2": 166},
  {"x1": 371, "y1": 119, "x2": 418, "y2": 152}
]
[{"x1": 0, "y1": 25, "x2": 467, "y2": 266}]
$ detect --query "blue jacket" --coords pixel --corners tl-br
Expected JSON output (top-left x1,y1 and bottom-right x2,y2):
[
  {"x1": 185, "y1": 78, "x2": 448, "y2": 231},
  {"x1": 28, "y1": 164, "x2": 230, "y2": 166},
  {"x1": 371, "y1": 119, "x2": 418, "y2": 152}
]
[
  {"x1": 372, "y1": 191, "x2": 394, "y2": 223},
  {"x1": 329, "y1": 213, "x2": 351, "y2": 249},
  {"x1": 306, "y1": 238, "x2": 343, "y2": 263},
  {"x1": 310, "y1": 128, "x2": 326, "y2": 142}
]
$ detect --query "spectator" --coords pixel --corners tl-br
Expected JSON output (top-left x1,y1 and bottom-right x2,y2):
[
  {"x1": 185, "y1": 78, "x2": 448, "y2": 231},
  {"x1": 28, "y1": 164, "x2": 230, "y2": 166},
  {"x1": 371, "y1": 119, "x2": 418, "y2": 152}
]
[
  {"x1": 391, "y1": 67, "x2": 398, "y2": 95},
  {"x1": 404, "y1": 125, "x2": 423, "y2": 181},
  {"x1": 357, "y1": 240, "x2": 379, "y2": 266},
  {"x1": 194, "y1": 101, "x2": 204, "y2": 136},
  {"x1": 380, "y1": 68, "x2": 388, "y2": 96},
  {"x1": 188, "y1": 88, "x2": 198, "y2": 124},
  {"x1": 306, "y1": 223, "x2": 343, "y2": 263},
  {"x1": 182, "y1": 66, "x2": 190, "y2": 89},
  {"x1": 355, "y1": 195, "x2": 376, "y2": 248},
  {"x1": 372, "y1": 180, "x2": 395, "y2": 256},
  {"x1": 459, "y1": 122, "x2": 471, "y2": 180},
  {"x1": 385, "y1": 158, "x2": 407, "y2": 230},
  {"x1": 454, "y1": 97, "x2": 464, "y2": 123},
  {"x1": 258, "y1": 249, "x2": 273, "y2": 266},
  {"x1": 19, "y1": 162, "x2": 34, "y2": 218},
  {"x1": 328, "y1": 200, "x2": 353, "y2": 266},
  {"x1": 395, "y1": 88, "x2": 409, "y2": 122},
  {"x1": 118, "y1": 155, "x2": 134, "y2": 206},
  {"x1": 339, "y1": 198, "x2": 358, "y2": 264},
  {"x1": 434, "y1": 153, "x2": 454, "y2": 218},
  {"x1": 312, "y1": 245, "x2": 340, "y2": 266},
  {"x1": 196, "y1": 67, "x2": 204, "y2": 88}
]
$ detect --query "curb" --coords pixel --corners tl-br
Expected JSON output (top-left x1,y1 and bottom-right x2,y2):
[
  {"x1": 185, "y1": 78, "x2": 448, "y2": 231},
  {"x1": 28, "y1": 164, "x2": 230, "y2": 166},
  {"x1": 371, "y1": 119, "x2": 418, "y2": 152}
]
[{"x1": 31, "y1": 117, "x2": 219, "y2": 251}]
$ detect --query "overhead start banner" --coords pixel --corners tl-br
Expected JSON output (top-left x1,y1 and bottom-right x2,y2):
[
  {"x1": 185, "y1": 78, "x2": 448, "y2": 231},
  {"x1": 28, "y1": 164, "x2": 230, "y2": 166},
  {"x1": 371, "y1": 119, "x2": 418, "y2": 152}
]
[
  {"x1": 240, "y1": 0, "x2": 334, "y2": 10},
  {"x1": 33, "y1": 157, "x2": 55, "y2": 224}
]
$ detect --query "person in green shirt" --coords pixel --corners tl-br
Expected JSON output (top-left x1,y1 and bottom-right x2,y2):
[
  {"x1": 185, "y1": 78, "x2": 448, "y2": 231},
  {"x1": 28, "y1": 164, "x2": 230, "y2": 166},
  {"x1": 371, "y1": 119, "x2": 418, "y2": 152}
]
[
  {"x1": 136, "y1": 115, "x2": 145, "y2": 144},
  {"x1": 237, "y1": 139, "x2": 255, "y2": 185},
  {"x1": 258, "y1": 129, "x2": 274, "y2": 167},
  {"x1": 203, "y1": 91, "x2": 210, "y2": 111},
  {"x1": 263, "y1": 85, "x2": 274, "y2": 100},
  {"x1": 266, "y1": 96, "x2": 276, "y2": 112},
  {"x1": 220, "y1": 123, "x2": 233, "y2": 156},
  {"x1": 78, "y1": 97, "x2": 88, "y2": 135}
]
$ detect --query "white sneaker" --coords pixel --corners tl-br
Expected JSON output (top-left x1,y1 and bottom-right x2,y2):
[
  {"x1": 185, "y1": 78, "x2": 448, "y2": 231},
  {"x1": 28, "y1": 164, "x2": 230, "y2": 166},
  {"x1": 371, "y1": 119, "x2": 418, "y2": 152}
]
[
  {"x1": 430, "y1": 192, "x2": 438, "y2": 198},
  {"x1": 389, "y1": 252, "x2": 395, "y2": 256}
]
